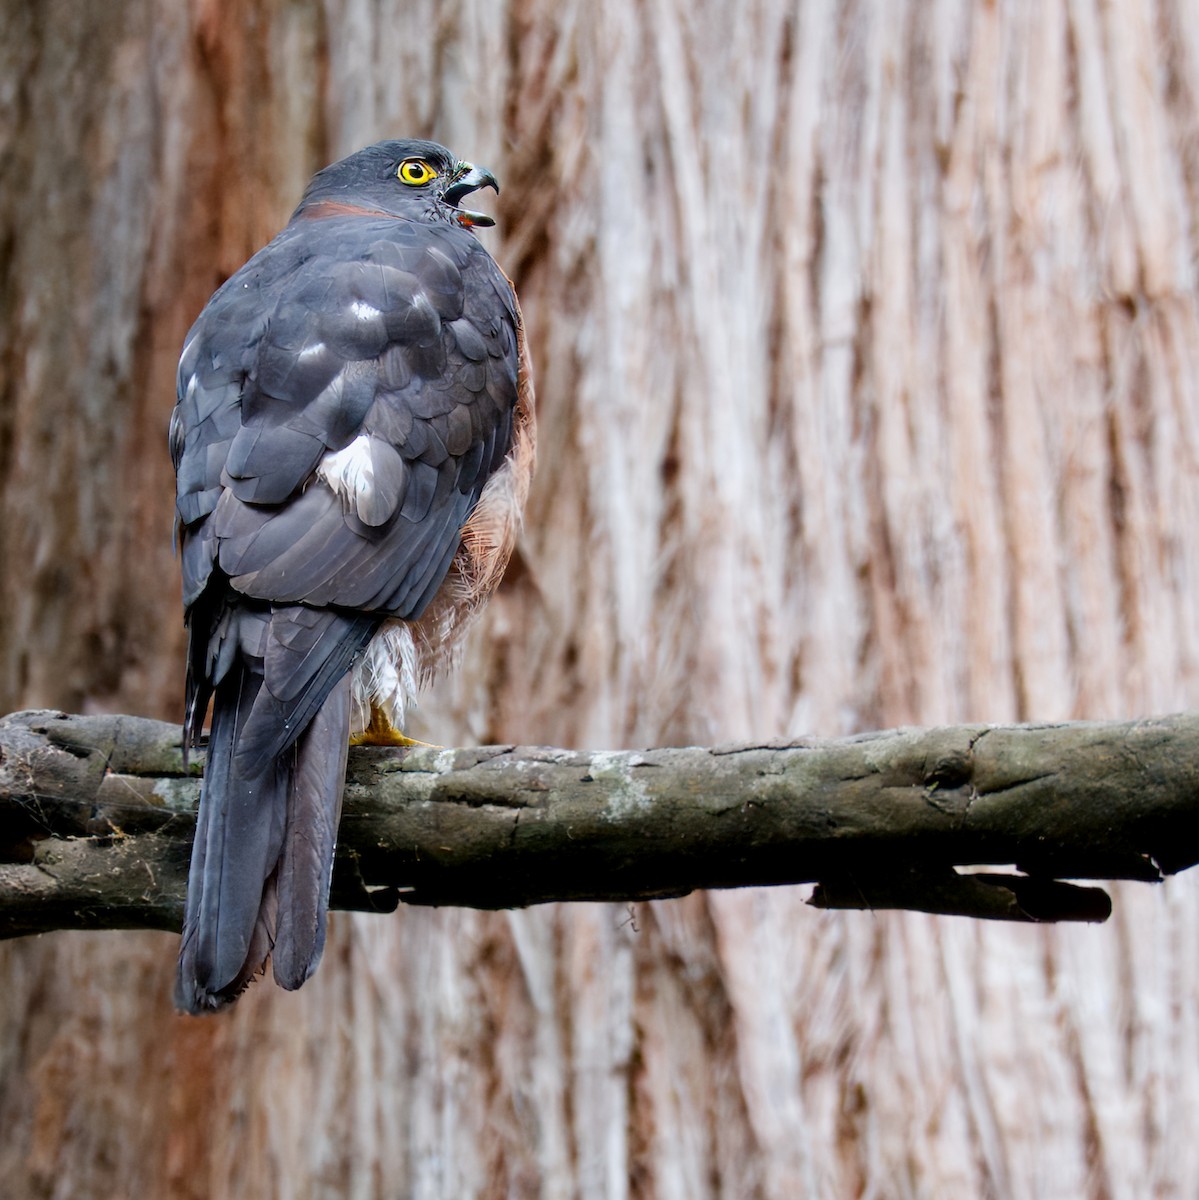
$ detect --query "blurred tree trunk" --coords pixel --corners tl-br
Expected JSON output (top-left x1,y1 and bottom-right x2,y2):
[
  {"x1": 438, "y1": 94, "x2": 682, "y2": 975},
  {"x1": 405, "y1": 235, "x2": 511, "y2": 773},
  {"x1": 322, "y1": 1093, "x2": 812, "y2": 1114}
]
[{"x1": 2, "y1": 1, "x2": 1199, "y2": 1197}]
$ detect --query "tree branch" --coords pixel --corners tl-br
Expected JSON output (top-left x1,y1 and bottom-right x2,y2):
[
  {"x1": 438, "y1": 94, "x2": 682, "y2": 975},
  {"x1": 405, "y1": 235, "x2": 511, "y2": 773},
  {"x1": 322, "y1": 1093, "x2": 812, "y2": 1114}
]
[{"x1": 3, "y1": 708, "x2": 1197, "y2": 938}]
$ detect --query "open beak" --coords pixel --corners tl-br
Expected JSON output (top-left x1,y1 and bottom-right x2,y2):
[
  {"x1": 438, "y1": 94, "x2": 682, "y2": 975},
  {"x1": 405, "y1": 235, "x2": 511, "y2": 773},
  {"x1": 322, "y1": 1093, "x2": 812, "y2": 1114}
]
[{"x1": 444, "y1": 162, "x2": 499, "y2": 229}]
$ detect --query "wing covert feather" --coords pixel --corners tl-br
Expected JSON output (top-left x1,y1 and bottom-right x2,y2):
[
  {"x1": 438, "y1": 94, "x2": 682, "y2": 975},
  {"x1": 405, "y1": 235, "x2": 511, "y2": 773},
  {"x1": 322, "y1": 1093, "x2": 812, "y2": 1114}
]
[{"x1": 173, "y1": 214, "x2": 520, "y2": 622}]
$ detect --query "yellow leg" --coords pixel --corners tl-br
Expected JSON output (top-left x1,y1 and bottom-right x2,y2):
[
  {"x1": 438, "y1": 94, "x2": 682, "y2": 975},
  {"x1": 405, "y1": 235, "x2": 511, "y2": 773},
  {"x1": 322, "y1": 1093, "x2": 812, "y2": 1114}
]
[{"x1": 349, "y1": 704, "x2": 438, "y2": 748}]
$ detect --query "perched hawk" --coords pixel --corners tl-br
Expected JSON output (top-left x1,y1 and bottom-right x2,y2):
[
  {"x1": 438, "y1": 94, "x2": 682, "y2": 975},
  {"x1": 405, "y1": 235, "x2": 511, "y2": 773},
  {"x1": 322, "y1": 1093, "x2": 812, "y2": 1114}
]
[{"x1": 169, "y1": 140, "x2": 535, "y2": 1014}]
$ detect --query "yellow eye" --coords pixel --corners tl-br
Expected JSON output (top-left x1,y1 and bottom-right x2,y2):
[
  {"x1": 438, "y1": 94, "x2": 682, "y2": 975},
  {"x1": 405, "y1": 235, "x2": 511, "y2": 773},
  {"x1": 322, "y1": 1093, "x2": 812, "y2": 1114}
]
[{"x1": 397, "y1": 158, "x2": 438, "y2": 186}]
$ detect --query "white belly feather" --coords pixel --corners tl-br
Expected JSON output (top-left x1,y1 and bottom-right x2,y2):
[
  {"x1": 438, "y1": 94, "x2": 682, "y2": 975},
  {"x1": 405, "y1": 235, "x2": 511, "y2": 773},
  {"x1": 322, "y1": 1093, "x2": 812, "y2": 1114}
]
[{"x1": 350, "y1": 621, "x2": 418, "y2": 736}]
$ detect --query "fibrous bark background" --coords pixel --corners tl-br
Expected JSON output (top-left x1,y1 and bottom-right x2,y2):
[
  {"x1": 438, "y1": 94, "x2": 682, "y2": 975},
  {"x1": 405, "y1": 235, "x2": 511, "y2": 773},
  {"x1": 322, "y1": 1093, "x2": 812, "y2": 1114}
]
[{"x1": 2, "y1": 2, "x2": 1199, "y2": 1197}]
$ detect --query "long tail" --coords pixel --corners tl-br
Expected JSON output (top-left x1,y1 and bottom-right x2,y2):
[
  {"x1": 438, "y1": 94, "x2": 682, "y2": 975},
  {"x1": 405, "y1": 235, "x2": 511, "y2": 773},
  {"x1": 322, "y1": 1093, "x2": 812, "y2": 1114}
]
[{"x1": 175, "y1": 603, "x2": 375, "y2": 1014}]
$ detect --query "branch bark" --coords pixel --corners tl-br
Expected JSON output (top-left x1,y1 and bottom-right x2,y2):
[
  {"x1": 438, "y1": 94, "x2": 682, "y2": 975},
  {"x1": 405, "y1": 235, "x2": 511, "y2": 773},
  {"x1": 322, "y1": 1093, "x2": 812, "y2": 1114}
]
[{"x1": 3, "y1": 708, "x2": 1197, "y2": 938}]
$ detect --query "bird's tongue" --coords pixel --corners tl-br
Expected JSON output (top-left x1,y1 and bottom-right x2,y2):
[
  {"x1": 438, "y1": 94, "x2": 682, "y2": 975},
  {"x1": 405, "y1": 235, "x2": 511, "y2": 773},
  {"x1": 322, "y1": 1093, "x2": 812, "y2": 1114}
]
[
  {"x1": 445, "y1": 163, "x2": 499, "y2": 229},
  {"x1": 454, "y1": 210, "x2": 495, "y2": 229}
]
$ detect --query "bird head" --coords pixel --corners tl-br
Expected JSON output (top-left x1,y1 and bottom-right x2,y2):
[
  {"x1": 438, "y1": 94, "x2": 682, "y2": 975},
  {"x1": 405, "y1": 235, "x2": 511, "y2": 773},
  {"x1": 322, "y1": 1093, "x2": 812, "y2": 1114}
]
[{"x1": 294, "y1": 139, "x2": 500, "y2": 229}]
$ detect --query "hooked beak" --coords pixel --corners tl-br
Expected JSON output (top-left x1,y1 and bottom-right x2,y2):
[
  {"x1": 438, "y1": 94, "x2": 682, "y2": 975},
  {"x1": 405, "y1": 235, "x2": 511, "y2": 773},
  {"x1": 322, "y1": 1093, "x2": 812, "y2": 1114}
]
[{"x1": 444, "y1": 162, "x2": 499, "y2": 229}]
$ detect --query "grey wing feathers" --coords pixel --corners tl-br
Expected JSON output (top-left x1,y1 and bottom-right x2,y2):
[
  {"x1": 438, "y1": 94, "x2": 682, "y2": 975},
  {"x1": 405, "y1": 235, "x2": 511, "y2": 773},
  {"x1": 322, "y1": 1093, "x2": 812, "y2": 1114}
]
[
  {"x1": 174, "y1": 215, "x2": 519, "y2": 620},
  {"x1": 172, "y1": 209, "x2": 520, "y2": 1011}
]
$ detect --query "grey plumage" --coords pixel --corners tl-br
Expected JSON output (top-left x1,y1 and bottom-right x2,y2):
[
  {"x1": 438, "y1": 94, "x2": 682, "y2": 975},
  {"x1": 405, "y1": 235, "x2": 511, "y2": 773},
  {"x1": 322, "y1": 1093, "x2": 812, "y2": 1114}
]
[{"x1": 171, "y1": 140, "x2": 524, "y2": 1012}]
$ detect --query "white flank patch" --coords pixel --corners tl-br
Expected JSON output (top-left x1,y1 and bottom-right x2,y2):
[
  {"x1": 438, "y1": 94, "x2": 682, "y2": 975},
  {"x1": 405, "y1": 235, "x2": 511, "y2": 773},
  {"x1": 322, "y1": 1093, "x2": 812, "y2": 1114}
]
[
  {"x1": 350, "y1": 300, "x2": 382, "y2": 321},
  {"x1": 351, "y1": 620, "x2": 420, "y2": 735},
  {"x1": 317, "y1": 433, "x2": 376, "y2": 509}
]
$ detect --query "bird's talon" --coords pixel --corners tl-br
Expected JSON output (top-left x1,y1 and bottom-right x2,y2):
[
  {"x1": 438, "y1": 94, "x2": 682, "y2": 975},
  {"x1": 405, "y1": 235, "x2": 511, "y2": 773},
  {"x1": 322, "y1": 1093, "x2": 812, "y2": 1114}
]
[{"x1": 350, "y1": 705, "x2": 440, "y2": 748}]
